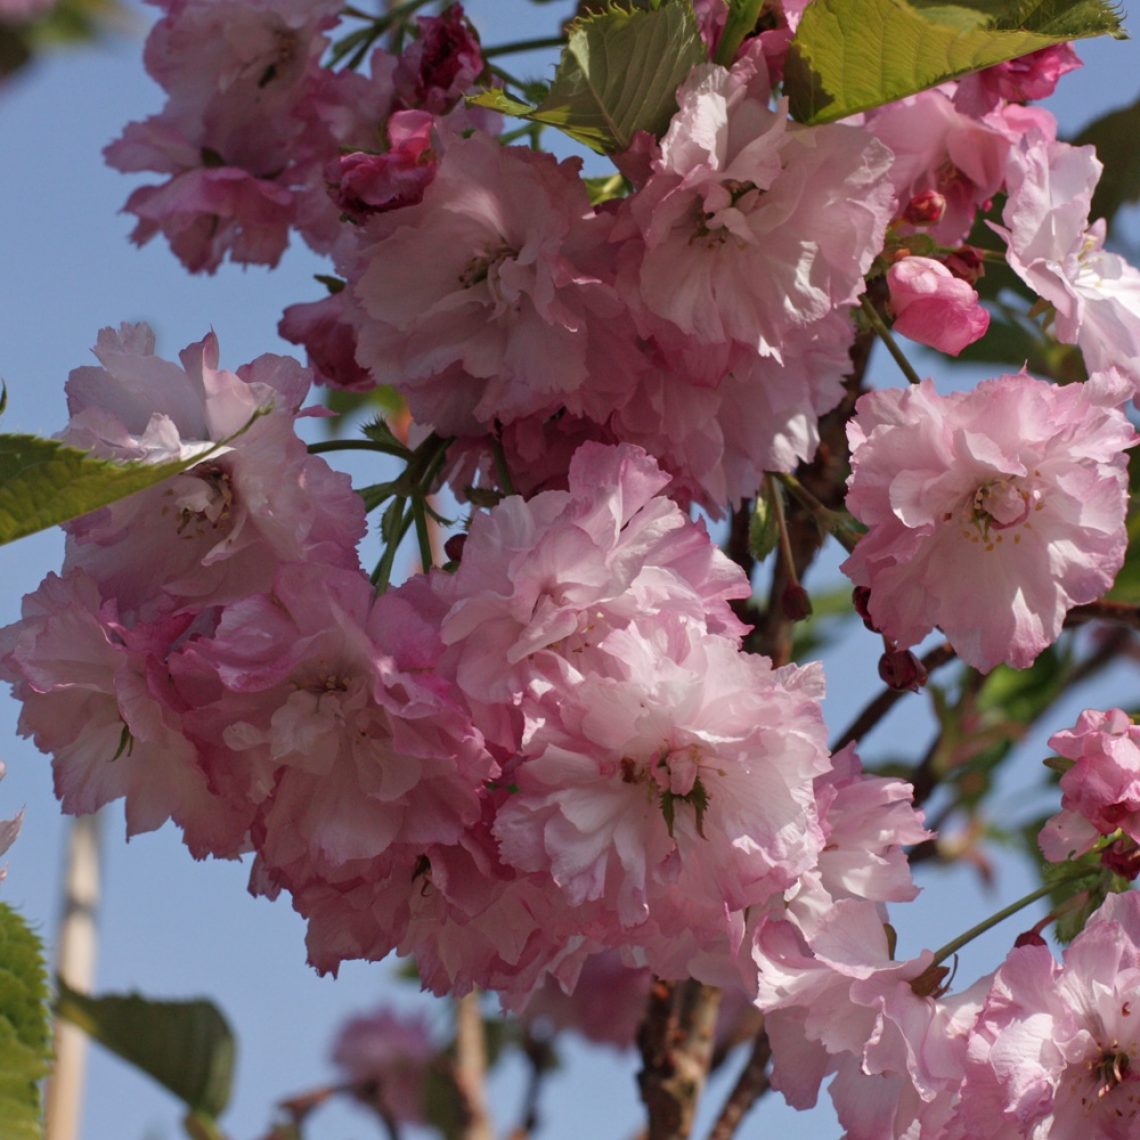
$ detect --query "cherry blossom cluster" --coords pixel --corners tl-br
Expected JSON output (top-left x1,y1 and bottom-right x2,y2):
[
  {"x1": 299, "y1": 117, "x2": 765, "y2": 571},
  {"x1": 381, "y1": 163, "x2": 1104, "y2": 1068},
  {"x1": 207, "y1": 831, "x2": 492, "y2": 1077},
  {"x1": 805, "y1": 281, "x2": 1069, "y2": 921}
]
[{"x1": 5, "y1": 0, "x2": 1140, "y2": 1134}]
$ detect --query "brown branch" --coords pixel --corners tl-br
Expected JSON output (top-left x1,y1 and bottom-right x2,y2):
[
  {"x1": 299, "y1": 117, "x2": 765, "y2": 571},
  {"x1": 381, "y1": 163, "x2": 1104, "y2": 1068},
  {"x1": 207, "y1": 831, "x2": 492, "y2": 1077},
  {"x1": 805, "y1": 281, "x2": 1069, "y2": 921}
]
[
  {"x1": 906, "y1": 626, "x2": 1134, "y2": 867},
  {"x1": 831, "y1": 641, "x2": 957, "y2": 752},
  {"x1": 637, "y1": 980, "x2": 722, "y2": 1140},
  {"x1": 749, "y1": 328, "x2": 874, "y2": 664},
  {"x1": 1065, "y1": 600, "x2": 1140, "y2": 630},
  {"x1": 454, "y1": 991, "x2": 493, "y2": 1140},
  {"x1": 705, "y1": 1027, "x2": 772, "y2": 1140}
]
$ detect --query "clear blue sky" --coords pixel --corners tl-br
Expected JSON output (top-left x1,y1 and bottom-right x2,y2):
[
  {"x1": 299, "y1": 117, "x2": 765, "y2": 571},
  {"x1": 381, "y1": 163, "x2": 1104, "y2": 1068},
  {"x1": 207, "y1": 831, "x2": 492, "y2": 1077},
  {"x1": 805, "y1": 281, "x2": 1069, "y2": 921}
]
[{"x1": 1, "y1": 3, "x2": 1138, "y2": 1137}]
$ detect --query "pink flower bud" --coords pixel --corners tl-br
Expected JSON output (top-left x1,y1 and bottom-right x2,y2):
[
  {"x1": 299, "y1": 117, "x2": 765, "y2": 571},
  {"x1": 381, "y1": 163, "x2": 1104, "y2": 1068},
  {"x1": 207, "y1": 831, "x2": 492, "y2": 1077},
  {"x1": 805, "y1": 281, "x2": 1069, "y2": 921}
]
[{"x1": 886, "y1": 256, "x2": 990, "y2": 356}]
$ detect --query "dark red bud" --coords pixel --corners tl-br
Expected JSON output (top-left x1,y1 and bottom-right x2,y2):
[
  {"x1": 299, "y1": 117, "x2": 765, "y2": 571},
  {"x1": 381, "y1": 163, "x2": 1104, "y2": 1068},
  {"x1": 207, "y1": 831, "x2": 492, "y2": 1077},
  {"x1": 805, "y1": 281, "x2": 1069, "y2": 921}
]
[
  {"x1": 1013, "y1": 930, "x2": 1047, "y2": 949},
  {"x1": 942, "y1": 246, "x2": 985, "y2": 285},
  {"x1": 852, "y1": 586, "x2": 878, "y2": 632},
  {"x1": 903, "y1": 190, "x2": 947, "y2": 226},
  {"x1": 443, "y1": 533, "x2": 467, "y2": 564},
  {"x1": 781, "y1": 583, "x2": 813, "y2": 622},
  {"x1": 878, "y1": 648, "x2": 928, "y2": 692},
  {"x1": 1102, "y1": 838, "x2": 1140, "y2": 881}
]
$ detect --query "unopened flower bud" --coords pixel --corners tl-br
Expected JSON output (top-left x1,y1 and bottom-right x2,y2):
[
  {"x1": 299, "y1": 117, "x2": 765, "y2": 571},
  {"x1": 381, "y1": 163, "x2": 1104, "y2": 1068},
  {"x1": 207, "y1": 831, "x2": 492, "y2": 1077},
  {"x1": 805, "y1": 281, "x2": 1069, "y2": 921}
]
[
  {"x1": 852, "y1": 586, "x2": 877, "y2": 631},
  {"x1": 781, "y1": 583, "x2": 813, "y2": 622},
  {"x1": 443, "y1": 533, "x2": 467, "y2": 564},
  {"x1": 942, "y1": 246, "x2": 984, "y2": 285},
  {"x1": 878, "y1": 648, "x2": 927, "y2": 692},
  {"x1": 903, "y1": 190, "x2": 947, "y2": 226},
  {"x1": 1102, "y1": 838, "x2": 1140, "y2": 882},
  {"x1": 1014, "y1": 929, "x2": 1047, "y2": 949}
]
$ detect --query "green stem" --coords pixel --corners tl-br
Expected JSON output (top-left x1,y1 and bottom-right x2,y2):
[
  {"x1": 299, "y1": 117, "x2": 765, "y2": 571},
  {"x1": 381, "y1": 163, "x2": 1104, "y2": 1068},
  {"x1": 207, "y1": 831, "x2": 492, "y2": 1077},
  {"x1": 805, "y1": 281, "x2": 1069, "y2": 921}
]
[
  {"x1": 483, "y1": 35, "x2": 566, "y2": 59},
  {"x1": 308, "y1": 438, "x2": 411, "y2": 460},
  {"x1": 491, "y1": 438, "x2": 516, "y2": 497},
  {"x1": 713, "y1": 0, "x2": 764, "y2": 67},
  {"x1": 485, "y1": 62, "x2": 529, "y2": 93},
  {"x1": 412, "y1": 495, "x2": 434, "y2": 572},
  {"x1": 776, "y1": 472, "x2": 863, "y2": 554},
  {"x1": 371, "y1": 498, "x2": 411, "y2": 592},
  {"x1": 930, "y1": 866, "x2": 1096, "y2": 967},
  {"x1": 765, "y1": 473, "x2": 801, "y2": 590},
  {"x1": 860, "y1": 294, "x2": 923, "y2": 387}
]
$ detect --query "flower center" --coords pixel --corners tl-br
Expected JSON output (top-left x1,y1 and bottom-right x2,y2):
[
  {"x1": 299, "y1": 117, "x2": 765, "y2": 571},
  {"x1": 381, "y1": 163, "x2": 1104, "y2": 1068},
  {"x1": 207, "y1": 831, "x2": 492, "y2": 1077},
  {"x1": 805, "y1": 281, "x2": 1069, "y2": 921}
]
[
  {"x1": 458, "y1": 243, "x2": 517, "y2": 295},
  {"x1": 949, "y1": 474, "x2": 1043, "y2": 551}
]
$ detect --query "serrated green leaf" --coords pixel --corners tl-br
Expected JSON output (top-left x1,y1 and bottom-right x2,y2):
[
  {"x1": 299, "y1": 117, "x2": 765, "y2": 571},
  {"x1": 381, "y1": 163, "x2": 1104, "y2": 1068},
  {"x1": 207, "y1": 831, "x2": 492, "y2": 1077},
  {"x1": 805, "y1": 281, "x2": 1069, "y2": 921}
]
[
  {"x1": 55, "y1": 979, "x2": 235, "y2": 1118},
  {"x1": 0, "y1": 903, "x2": 51, "y2": 1139},
  {"x1": 0, "y1": 409, "x2": 264, "y2": 547},
  {"x1": 470, "y1": 1, "x2": 706, "y2": 153},
  {"x1": 787, "y1": 0, "x2": 1127, "y2": 125},
  {"x1": 1074, "y1": 95, "x2": 1140, "y2": 233}
]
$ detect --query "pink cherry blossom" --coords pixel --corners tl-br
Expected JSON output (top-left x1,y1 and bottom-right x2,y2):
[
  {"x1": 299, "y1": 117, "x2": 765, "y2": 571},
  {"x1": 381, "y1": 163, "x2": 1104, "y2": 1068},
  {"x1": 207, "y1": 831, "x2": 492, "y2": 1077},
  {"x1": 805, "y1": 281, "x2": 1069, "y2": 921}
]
[
  {"x1": 886, "y1": 256, "x2": 990, "y2": 356},
  {"x1": 521, "y1": 951, "x2": 652, "y2": 1049},
  {"x1": 347, "y1": 130, "x2": 622, "y2": 427},
  {"x1": 619, "y1": 44, "x2": 894, "y2": 355},
  {"x1": 842, "y1": 371, "x2": 1136, "y2": 672},
  {"x1": 1039, "y1": 708, "x2": 1140, "y2": 862},
  {"x1": 326, "y1": 110, "x2": 439, "y2": 220},
  {"x1": 955, "y1": 889, "x2": 1140, "y2": 1139},
  {"x1": 0, "y1": 0, "x2": 54, "y2": 23},
  {"x1": 0, "y1": 571, "x2": 251, "y2": 857},
  {"x1": 814, "y1": 744, "x2": 931, "y2": 905},
  {"x1": 432, "y1": 441, "x2": 750, "y2": 713},
  {"x1": 754, "y1": 893, "x2": 987, "y2": 1138},
  {"x1": 869, "y1": 89, "x2": 1052, "y2": 246},
  {"x1": 954, "y1": 44, "x2": 1082, "y2": 117},
  {"x1": 995, "y1": 135, "x2": 1140, "y2": 390},
  {"x1": 330, "y1": 1006, "x2": 435, "y2": 1124},
  {"x1": 392, "y1": 4, "x2": 483, "y2": 114},
  {"x1": 493, "y1": 623, "x2": 830, "y2": 978},
  {"x1": 176, "y1": 563, "x2": 495, "y2": 883},
  {"x1": 60, "y1": 323, "x2": 364, "y2": 615},
  {"x1": 105, "y1": 0, "x2": 348, "y2": 272},
  {"x1": 278, "y1": 292, "x2": 375, "y2": 392}
]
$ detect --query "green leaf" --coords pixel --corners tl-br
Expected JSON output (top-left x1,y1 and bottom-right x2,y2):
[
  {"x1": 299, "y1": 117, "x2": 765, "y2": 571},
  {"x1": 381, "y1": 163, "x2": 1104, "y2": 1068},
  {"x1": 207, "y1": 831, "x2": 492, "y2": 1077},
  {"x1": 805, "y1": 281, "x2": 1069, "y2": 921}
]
[
  {"x1": 786, "y1": 0, "x2": 1127, "y2": 125},
  {"x1": 0, "y1": 903, "x2": 51, "y2": 1140},
  {"x1": 0, "y1": 407, "x2": 266, "y2": 547},
  {"x1": 55, "y1": 979, "x2": 235, "y2": 1119},
  {"x1": 583, "y1": 172, "x2": 630, "y2": 205},
  {"x1": 748, "y1": 483, "x2": 781, "y2": 563},
  {"x1": 714, "y1": 0, "x2": 765, "y2": 66},
  {"x1": 469, "y1": 0, "x2": 706, "y2": 153},
  {"x1": 1074, "y1": 95, "x2": 1140, "y2": 233}
]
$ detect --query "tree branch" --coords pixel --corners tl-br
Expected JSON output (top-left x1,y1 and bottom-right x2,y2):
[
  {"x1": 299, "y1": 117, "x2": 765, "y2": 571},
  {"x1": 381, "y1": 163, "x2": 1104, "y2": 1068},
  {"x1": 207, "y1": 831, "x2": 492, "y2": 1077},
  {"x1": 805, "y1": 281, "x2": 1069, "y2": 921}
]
[
  {"x1": 637, "y1": 980, "x2": 722, "y2": 1140},
  {"x1": 705, "y1": 1027, "x2": 771, "y2": 1140}
]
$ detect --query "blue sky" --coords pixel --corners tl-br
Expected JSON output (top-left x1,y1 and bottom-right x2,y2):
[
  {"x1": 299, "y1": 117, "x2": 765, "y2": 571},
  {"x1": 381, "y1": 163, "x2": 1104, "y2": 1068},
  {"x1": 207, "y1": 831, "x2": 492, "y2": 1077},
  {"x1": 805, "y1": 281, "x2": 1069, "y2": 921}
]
[{"x1": 1, "y1": 3, "x2": 1138, "y2": 1137}]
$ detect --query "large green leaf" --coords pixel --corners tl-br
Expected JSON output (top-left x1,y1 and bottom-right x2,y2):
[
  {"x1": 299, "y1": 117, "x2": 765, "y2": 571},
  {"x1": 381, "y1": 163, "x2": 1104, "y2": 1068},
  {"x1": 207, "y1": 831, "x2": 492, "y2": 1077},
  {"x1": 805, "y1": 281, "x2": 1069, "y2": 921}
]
[
  {"x1": 1074, "y1": 95, "x2": 1140, "y2": 232},
  {"x1": 470, "y1": 0, "x2": 705, "y2": 153},
  {"x1": 0, "y1": 903, "x2": 51, "y2": 1140},
  {"x1": 0, "y1": 409, "x2": 264, "y2": 547},
  {"x1": 55, "y1": 979, "x2": 235, "y2": 1119},
  {"x1": 786, "y1": 0, "x2": 1127, "y2": 125}
]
